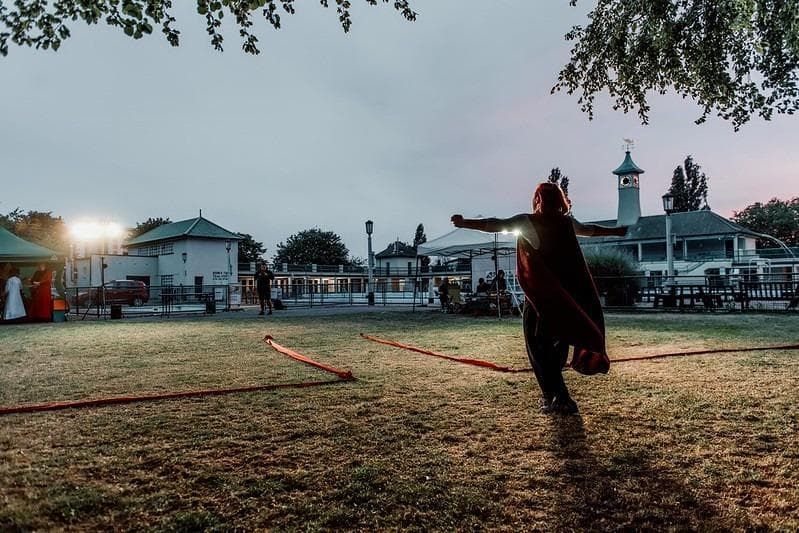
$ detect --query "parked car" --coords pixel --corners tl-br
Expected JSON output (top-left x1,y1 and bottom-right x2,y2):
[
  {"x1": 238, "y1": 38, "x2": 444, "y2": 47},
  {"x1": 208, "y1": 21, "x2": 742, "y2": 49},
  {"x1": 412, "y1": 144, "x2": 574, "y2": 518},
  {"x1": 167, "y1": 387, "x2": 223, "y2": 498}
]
[{"x1": 77, "y1": 280, "x2": 150, "y2": 307}]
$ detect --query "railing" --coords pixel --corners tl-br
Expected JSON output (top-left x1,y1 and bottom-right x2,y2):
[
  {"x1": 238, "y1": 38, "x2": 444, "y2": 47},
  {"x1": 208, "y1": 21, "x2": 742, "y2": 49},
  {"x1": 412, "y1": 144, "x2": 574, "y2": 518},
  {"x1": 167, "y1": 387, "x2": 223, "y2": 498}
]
[
  {"x1": 237, "y1": 262, "x2": 471, "y2": 276},
  {"x1": 64, "y1": 284, "x2": 231, "y2": 319},
  {"x1": 592, "y1": 273, "x2": 799, "y2": 312}
]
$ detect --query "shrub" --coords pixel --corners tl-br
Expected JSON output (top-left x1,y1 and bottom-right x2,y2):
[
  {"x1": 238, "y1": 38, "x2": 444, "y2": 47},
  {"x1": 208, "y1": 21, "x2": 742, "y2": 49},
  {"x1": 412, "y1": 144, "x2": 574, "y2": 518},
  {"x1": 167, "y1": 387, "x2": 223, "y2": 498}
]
[{"x1": 582, "y1": 247, "x2": 640, "y2": 306}]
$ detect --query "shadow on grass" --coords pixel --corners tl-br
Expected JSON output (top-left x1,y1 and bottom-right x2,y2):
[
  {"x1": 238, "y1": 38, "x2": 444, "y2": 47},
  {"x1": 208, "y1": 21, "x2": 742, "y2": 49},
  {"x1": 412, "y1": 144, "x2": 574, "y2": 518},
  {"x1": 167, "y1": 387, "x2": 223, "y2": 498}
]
[{"x1": 549, "y1": 415, "x2": 725, "y2": 530}]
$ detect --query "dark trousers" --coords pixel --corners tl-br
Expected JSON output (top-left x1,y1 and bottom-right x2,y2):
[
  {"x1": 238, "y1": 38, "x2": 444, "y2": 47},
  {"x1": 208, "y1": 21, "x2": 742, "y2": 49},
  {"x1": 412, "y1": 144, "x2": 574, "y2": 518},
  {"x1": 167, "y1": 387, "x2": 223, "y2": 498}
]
[
  {"x1": 258, "y1": 289, "x2": 272, "y2": 312},
  {"x1": 523, "y1": 301, "x2": 570, "y2": 400}
]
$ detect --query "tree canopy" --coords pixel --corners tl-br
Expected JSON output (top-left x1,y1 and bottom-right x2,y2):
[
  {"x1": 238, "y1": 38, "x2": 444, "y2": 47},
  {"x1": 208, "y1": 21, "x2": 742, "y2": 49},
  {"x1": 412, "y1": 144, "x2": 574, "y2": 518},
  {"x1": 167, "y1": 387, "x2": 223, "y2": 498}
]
[
  {"x1": 555, "y1": 0, "x2": 799, "y2": 129},
  {"x1": 3, "y1": 1, "x2": 798, "y2": 129},
  {"x1": 732, "y1": 197, "x2": 799, "y2": 247},
  {"x1": 272, "y1": 228, "x2": 356, "y2": 266},
  {"x1": 0, "y1": 0, "x2": 416, "y2": 56},
  {"x1": 237, "y1": 233, "x2": 266, "y2": 263},
  {"x1": 0, "y1": 208, "x2": 68, "y2": 252},
  {"x1": 668, "y1": 156, "x2": 709, "y2": 212},
  {"x1": 129, "y1": 217, "x2": 171, "y2": 239}
]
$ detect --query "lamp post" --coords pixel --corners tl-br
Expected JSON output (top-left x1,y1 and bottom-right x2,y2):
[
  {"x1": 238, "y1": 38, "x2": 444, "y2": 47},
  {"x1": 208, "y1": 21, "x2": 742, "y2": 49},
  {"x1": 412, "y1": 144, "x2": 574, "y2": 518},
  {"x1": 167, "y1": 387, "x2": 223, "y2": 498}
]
[
  {"x1": 225, "y1": 240, "x2": 232, "y2": 311},
  {"x1": 365, "y1": 220, "x2": 375, "y2": 306},
  {"x1": 182, "y1": 251, "x2": 188, "y2": 280},
  {"x1": 662, "y1": 192, "x2": 675, "y2": 284}
]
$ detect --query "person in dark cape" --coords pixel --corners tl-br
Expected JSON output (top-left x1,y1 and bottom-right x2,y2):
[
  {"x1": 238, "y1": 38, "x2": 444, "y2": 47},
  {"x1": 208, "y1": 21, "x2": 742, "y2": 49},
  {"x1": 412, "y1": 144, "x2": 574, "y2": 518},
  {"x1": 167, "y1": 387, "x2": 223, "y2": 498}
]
[{"x1": 451, "y1": 182, "x2": 627, "y2": 414}]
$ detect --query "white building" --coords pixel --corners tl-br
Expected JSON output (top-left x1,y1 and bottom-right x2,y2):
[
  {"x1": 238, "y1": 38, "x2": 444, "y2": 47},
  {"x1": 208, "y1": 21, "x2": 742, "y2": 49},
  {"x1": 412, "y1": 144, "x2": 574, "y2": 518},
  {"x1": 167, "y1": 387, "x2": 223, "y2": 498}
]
[{"x1": 68, "y1": 216, "x2": 241, "y2": 291}]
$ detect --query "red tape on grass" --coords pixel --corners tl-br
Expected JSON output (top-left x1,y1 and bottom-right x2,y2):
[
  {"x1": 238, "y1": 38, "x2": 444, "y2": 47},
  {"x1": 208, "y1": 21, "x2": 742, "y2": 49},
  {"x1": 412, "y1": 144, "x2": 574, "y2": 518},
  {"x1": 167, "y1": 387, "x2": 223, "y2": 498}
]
[
  {"x1": 0, "y1": 380, "x2": 346, "y2": 416},
  {"x1": 361, "y1": 333, "x2": 799, "y2": 371},
  {"x1": 359, "y1": 333, "x2": 529, "y2": 373},
  {"x1": 1, "y1": 336, "x2": 355, "y2": 416},
  {"x1": 263, "y1": 335, "x2": 355, "y2": 380},
  {"x1": 610, "y1": 343, "x2": 799, "y2": 363}
]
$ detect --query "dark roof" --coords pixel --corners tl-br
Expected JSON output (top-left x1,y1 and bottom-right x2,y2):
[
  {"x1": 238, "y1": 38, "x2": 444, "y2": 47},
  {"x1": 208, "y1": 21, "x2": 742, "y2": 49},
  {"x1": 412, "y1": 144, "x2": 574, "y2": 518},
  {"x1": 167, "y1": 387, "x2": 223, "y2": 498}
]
[
  {"x1": 376, "y1": 240, "x2": 416, "y2": 259},
  {"x1": 578, "y1": 210, "x2": 760, "y2": 244},
  {"x1": 612, "y1": 151, "x2": 645, "y2": 175},
  {"x1": 127, "y1": 216, "x2": 242, "y2": 245},
  {"x1": 0, "y1": 226, "x2": 59, "y2": 261}
]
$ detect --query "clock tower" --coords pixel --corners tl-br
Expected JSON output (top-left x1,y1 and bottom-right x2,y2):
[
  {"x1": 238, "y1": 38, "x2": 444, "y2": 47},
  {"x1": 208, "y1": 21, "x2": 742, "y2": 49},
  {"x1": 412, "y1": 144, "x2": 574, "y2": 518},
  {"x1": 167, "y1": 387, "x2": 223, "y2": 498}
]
[{"x1": 612, "y1": 150, "x2": 644, "y2": 227}]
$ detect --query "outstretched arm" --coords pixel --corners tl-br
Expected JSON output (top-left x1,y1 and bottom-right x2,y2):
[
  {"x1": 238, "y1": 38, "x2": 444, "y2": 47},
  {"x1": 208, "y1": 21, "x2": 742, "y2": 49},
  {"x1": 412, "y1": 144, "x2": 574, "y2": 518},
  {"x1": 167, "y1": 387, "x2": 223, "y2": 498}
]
[
  {"x1": 452, "y1": 214, "x2": 540, "y2": 249},
  {"x1": 572, "y1": 218, "x2": 628, "y2": 238},
  {"x1": 450, "y1": 214, "x2": 526, "y2": 234}
]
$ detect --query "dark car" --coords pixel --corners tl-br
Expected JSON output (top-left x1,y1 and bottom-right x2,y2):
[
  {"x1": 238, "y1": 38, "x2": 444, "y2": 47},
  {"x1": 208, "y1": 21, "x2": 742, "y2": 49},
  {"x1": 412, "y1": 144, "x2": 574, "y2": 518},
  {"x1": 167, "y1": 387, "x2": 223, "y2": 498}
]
[{"x1": 78, "y1": 280, "x2": 150, "y2": 307}]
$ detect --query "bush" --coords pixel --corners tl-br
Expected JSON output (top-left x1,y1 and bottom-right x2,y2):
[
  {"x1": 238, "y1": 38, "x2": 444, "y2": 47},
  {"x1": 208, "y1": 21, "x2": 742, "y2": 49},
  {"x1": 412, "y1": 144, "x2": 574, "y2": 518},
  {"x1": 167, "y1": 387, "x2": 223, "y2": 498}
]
[{"x1": 582, "y1": 247, "x2": 640, "y2": 306}]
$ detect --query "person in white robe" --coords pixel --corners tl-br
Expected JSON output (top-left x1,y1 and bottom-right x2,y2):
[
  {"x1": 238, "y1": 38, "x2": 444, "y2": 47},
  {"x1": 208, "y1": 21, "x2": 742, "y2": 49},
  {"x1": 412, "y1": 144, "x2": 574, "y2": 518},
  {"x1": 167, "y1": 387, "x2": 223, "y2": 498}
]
[{"x1": 3, "y1": 268, "x2": 26, "y2": 321}]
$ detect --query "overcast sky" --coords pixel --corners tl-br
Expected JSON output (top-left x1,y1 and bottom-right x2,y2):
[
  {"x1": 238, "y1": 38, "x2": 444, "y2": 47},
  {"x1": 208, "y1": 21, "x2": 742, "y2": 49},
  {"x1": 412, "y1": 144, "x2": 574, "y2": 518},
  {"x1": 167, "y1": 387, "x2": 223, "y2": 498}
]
[{"x1": 2, "y1": 1, "x2": 798, "y2": 261}]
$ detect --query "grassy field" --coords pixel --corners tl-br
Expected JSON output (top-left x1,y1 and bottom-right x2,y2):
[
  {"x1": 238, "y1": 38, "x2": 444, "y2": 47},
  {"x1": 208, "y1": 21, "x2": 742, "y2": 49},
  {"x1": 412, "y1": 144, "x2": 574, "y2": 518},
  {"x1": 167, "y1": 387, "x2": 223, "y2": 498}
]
[{"x1": 1, "y1": 311, "x2": 798, "y2": 531}]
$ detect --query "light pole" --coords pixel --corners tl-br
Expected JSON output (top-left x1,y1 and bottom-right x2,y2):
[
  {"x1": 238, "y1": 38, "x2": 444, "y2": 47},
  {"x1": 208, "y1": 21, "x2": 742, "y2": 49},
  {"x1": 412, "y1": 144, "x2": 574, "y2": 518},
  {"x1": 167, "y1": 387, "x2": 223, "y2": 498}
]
[
  {"x1": 662, "y1": 192, "x2": 675, "y2": 284},
  {"x1": 365, "y1": 220, "x2": 375, "y2": 305},
  {"x1": 225, "y1": 239, "x2": 232, "y2": 310}
]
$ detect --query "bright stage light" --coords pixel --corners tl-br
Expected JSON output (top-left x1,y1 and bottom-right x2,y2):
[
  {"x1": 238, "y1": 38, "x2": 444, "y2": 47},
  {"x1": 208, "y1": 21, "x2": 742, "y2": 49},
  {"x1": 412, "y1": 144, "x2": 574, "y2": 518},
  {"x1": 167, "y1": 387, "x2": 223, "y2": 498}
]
[{"x1": 69, "y1": 220, "x2": 124, "y2": 241}]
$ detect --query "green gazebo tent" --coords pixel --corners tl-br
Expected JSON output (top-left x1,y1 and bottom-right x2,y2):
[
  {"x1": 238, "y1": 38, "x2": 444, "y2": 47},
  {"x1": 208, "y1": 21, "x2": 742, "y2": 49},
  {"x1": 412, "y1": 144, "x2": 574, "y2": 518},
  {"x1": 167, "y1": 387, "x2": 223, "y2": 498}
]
[{"x1": 0, "y1": 226, "x2": 59, "y2": 262}]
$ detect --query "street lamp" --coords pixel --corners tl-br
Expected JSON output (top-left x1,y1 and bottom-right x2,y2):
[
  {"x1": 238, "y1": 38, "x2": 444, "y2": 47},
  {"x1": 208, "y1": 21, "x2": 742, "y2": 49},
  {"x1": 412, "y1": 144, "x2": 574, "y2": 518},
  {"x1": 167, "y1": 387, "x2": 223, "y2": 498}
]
[
  {"x1": 182, "y1": 251, "x2": 188, "y2": 280},
  {"x1": 662, "y1": 192, "x2": 675, "y2": 283},
  {"x1": 365, "y1": 220, "x2": 375, "y2": 306}
]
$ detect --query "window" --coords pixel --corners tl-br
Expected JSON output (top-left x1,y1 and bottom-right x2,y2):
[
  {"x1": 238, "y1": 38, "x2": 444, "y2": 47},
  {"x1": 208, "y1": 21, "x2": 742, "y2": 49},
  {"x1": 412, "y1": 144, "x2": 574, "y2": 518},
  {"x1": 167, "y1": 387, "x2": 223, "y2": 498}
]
[
  {"x1": 160, "y1": 242, "x2": 174, "y2": 255},
  {"x1": 160, "y1": 275, "x2": 174, "y2": 286},
  {"x1": 212, "y1": 271, "x2": 229, "y2": 282}
]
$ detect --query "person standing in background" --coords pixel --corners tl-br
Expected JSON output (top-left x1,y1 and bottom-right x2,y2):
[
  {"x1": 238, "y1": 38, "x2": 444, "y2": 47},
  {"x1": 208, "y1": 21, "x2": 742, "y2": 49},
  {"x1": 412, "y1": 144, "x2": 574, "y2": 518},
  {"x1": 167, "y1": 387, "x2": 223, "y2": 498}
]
[
  {"x1": 254, "y1": 263, "x2": 275, "y2": 316},
  {"x1": 3, "y1": 267, "x2": 26, "y2": 322},
  {"x1": 29, "y1": 263, "x2": 52, "y2": 322}
]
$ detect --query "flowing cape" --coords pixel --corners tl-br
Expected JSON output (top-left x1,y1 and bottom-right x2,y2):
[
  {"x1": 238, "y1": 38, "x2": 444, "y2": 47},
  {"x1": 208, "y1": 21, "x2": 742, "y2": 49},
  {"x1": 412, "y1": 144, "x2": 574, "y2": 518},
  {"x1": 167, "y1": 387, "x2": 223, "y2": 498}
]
[{"x1": 516, "y1": 214, "x2": 609, "y2": 375}]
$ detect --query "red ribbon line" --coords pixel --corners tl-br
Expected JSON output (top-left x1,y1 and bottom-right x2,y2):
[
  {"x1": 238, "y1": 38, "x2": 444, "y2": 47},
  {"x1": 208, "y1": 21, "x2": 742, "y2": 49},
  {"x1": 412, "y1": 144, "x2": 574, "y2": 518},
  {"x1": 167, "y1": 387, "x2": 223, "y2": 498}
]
[
  {"x1": 0, "y1": 380, "x2": 346, "y2": 416},
  {"x1": 359, "y1": 333, "x2": 530, "y2": 373},
  {"x1": 360, "y1": 333, "x2": 799, "y2": 371},
  {"x1": 263, "y1": 335, "x2": 355, "y2": 380},
  {"x1": 1, "y1": 336, "x2": 355, "y2": 416}
]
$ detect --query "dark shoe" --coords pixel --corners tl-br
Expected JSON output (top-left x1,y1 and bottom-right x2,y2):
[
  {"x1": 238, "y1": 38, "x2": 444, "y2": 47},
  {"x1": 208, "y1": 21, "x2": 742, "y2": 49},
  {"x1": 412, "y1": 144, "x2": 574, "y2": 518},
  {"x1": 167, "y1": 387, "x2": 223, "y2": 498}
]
[
  {"x1": 551, "y1": 396, "x2": 579, "y2": 415},
  {"x1": 267, "y1": 310, "x2": 273, "y2": 315},
  {"x1": 539, "y1": 394, "x2": 555, "y2": 413},
  {"x1": 258, "y1": 311, "x2": 264, "y2": 316}
]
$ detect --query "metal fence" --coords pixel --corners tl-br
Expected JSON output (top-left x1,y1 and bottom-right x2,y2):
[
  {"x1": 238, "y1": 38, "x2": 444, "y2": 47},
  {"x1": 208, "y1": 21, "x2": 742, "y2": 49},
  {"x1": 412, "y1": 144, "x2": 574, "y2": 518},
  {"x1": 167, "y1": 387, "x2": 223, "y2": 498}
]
[
  {"x1": 64, "y1": 284, "x2": 230, "y2": 319},
  {"x1": 62, "y1": 272, "x2": 799, "y2": 319}
]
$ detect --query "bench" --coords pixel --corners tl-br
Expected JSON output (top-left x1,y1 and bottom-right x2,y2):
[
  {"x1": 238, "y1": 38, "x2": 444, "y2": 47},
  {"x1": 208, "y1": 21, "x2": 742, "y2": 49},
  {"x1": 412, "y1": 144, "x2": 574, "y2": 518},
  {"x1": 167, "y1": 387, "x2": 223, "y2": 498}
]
[{"x1": 653, "y1": 285, "x2": 723, "y2": 310}]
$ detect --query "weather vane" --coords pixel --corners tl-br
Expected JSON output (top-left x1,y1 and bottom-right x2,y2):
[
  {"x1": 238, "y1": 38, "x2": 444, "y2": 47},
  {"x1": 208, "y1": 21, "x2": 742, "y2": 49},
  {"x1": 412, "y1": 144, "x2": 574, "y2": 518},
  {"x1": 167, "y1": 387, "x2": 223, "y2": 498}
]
[{"x1": 623, "y1": 138, "x2": 635, "y2": 152}]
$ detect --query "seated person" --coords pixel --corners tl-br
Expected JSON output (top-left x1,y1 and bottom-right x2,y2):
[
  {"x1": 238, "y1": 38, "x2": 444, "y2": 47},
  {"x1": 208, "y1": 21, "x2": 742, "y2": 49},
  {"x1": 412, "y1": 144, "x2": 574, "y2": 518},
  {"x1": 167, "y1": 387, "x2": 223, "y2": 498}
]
[
  {"x1": 490, "y1": 270, "x2": 508, "y2": 292},
  {"x1": 475, "y1": 277, "x2": 490, "y2": 294}
]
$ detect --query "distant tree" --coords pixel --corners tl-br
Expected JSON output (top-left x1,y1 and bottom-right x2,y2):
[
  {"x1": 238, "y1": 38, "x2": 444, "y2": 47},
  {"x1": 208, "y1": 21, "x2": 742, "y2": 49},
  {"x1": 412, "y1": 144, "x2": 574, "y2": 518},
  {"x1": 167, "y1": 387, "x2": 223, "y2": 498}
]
[
  {"x1": 547, "y1": 167, "x2": 570, "y2": 209},
  {"x1": 273, "y1": 228, "x2": 355, "y2": 266},
  {"x1": 668, "y1": 156, "x2": 709, "y2": 212},
  {"x1": 237, "y1": 233, "x2": 266, "y2": 263},
  {"x1": 732, "y1": 198, "x2": 799, "y2": 248},
  {"x1": 130, "y1": 217, "x2": 171, "y2": 238},
  {"x1": 0, "y1": 208, "x2": 68, "y2": 252},
  {"x1": 413, "y1": 224, "x2": 427, "y2": 247},
  {"x1": 413, "y1": 223, "x2": 430, "y2": 268}
]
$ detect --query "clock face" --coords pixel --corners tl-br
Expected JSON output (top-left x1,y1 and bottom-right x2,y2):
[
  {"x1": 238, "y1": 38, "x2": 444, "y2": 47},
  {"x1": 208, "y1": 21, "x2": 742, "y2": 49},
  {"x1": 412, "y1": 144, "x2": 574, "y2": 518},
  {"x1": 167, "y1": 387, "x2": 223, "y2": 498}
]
[{"x1": 620, "y1": 174, "x2": 638, "y2": 188}]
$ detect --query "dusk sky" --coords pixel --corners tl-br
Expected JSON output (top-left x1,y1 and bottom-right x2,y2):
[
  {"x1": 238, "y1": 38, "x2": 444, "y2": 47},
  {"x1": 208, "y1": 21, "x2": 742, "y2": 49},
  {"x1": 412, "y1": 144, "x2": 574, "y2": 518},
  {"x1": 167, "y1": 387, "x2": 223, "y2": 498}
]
[{"x1": 2, "y1": 1, "x2": 798, "y2": 261}]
